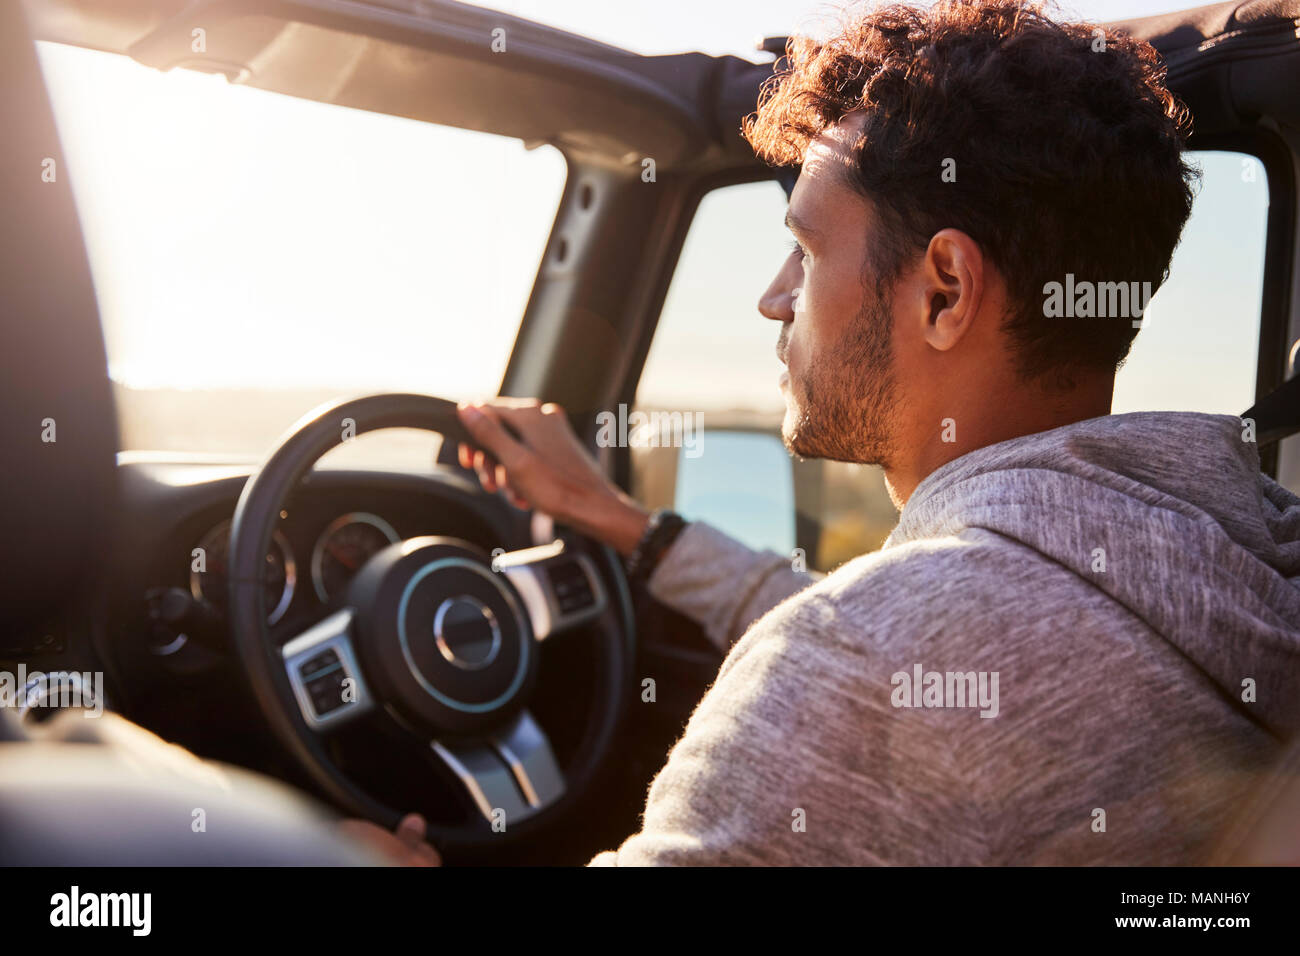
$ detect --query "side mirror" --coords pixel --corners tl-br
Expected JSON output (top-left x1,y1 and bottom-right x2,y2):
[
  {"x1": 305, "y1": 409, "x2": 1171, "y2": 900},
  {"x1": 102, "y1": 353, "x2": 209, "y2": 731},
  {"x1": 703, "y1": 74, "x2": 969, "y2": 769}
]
[{"x1": 670, "y1": 429, "x2": 796, "y2": 554}]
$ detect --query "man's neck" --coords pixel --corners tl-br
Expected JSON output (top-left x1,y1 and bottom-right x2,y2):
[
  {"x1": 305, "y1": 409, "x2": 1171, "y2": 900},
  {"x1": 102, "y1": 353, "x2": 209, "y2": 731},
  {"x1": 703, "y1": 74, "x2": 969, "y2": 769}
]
[{"x1": 884, "y1": 379, "x2": 1114, "y2": 508}]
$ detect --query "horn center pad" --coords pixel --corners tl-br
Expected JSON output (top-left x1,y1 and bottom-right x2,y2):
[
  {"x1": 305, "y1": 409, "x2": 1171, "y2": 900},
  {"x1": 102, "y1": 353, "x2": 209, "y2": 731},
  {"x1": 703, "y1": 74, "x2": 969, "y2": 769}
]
[{"x1": 347, "y1": 537, "x2": 537, "y2": 735}]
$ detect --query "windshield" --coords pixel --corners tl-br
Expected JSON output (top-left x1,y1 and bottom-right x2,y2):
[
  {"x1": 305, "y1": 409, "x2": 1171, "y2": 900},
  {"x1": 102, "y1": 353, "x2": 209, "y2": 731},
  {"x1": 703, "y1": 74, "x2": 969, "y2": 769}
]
[{"x1": 37, "y1": 42, "x2": 566, "y2": 462}]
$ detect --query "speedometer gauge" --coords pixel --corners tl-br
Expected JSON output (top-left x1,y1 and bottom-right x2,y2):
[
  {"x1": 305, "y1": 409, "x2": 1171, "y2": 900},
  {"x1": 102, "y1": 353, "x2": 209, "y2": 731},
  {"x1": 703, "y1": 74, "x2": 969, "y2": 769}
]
[
  {"x1": 190, "y1": 519, "x2": 296, "y2": 625},
  {"x1": 311, "y1": 512, "x2": 400, "y2": 602}
]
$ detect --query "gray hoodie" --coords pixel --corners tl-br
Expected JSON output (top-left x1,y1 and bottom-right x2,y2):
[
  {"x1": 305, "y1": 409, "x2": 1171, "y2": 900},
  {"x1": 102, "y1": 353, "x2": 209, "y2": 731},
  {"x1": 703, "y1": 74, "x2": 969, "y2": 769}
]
[{"x1": 589, "y1": 412, "x2": 1300, "y2": 865}]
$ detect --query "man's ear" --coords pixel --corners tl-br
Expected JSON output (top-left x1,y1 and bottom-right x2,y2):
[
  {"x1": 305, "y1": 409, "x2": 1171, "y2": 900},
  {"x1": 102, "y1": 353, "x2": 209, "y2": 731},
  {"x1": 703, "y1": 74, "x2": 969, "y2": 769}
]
[{"x1": 917, "y1": 228, "x2": 985, "y2": 352}]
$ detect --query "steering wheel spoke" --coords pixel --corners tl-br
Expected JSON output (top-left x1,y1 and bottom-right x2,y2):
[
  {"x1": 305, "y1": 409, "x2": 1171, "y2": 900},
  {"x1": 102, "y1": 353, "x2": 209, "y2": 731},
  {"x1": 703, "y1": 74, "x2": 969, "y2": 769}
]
[
  {"x1": 281, "y1": 608, "x2": 374, "y2": 730},
  {"x1": 429, "y1": 710, "x2": 566, "y2": 827},
  {"x1": 494, "y1": 540, "x2": 607, "y2": 641}
]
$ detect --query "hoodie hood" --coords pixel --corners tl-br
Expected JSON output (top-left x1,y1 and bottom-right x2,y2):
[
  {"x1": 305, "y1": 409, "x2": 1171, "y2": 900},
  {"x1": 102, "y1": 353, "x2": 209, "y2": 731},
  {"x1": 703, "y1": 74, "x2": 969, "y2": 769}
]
[{"x1": 889, "y1": 411, "x2": 1300, "y2": 738}]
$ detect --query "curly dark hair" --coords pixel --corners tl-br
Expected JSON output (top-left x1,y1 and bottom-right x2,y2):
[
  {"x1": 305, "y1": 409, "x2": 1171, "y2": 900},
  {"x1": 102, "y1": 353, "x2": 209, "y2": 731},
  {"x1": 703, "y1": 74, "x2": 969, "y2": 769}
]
[{"x1": 744, "y1": 0, "x2": 1198, "y2": 383}]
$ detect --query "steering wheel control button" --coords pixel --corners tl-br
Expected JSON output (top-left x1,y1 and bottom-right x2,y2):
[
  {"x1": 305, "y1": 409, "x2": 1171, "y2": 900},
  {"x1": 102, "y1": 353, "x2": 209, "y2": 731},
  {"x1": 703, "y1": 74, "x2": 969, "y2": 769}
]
[
  {"x1": 434, "y1": 596, "x2": 501, "y2": 670},
  {"x1": 548, "y1": 558, "x2": 597, "y2": 615},
  {"x1": 300, "y1": 650, "x2": 349, "y2": 716},
  {"x1": 281, "y1": 609, "x2": 372, "y2": 730},
  {"x1": 301, "y1": 648, "x2": 339, "y2": 678},
  {"x1": 497, "y1": 543, "x2": 607, "y2": 640}
]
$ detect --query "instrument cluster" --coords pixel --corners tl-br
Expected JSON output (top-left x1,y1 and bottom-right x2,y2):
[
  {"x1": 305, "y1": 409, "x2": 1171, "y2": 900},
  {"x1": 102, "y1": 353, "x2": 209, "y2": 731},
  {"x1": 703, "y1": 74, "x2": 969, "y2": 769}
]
[{"x1": 189, "y1": 511, "x2": 403, "y2": 627}]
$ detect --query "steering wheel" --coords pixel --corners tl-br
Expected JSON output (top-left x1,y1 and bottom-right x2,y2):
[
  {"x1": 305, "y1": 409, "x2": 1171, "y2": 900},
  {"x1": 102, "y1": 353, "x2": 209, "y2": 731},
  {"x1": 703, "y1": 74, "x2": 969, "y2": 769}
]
[{"x1": 227, "y1": 394, "x2": 635, "y2": 852}]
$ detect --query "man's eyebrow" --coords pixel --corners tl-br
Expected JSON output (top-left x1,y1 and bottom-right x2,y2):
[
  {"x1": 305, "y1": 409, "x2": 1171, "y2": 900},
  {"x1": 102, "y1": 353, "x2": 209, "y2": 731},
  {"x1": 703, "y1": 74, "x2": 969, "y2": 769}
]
[{"x1": 784, "y1": 209, "x2": 818, "y2": 239}]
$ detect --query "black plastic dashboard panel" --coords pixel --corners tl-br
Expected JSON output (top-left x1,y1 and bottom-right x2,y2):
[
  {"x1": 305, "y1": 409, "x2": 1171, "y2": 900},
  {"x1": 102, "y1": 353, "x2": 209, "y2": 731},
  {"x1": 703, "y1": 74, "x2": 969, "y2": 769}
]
[{"x1": 104, "y1": 461, "x2": 534, "y2": 687}]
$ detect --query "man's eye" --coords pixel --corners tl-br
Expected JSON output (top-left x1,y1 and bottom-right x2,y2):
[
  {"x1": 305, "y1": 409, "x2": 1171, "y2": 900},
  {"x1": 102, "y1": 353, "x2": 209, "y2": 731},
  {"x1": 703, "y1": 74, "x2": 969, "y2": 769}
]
[{"x1": 789, "y1": 239, "x2": 808, "y2": 259}]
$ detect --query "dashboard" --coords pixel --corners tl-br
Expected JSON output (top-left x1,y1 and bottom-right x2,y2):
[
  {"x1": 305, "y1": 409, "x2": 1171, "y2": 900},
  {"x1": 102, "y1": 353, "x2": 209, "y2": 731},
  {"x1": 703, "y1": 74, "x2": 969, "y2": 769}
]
[
  {"x1": 189, "y1": 511, "x2": 408, "y2": 633},
  {"x1": 0, "y1": 458, "x2": 527, "y2": 757},
  {"x1": 1, "y1": 455, "x2": 634, "y2": 851},
  {"x1": 113, "y1": 461, "x2": 536, "y2": 656},
  {"x1": 0, "y1": 454, "x2": 676, "y2": 861}
]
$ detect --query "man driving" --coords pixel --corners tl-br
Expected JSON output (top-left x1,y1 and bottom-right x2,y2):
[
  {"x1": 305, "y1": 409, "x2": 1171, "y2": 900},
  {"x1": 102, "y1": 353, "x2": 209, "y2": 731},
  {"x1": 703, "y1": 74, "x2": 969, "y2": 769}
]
[{"x1": 363, "y1": 0, "x2": 1300, "y2": 865}]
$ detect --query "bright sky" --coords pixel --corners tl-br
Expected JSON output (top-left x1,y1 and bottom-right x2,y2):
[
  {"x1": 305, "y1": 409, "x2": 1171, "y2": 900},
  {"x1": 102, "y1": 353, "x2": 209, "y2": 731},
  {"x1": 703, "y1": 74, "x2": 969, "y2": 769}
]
[
  {"x1": 36, "y1": 0, "x2": 1270, "y2": 451},
  {"x1": 38, "y1": 41, "x2": 565, "y2": 395}
]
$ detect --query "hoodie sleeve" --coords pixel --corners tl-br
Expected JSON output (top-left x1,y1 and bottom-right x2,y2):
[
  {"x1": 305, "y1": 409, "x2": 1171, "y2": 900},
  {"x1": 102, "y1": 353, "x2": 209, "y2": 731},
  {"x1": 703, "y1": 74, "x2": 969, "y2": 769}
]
[
  {"x1": 586, "y1": 566, "x2": 987, "y2": 868},
  {"x1": 642, "y1": 520, "x2": 819, "y2": 654}
]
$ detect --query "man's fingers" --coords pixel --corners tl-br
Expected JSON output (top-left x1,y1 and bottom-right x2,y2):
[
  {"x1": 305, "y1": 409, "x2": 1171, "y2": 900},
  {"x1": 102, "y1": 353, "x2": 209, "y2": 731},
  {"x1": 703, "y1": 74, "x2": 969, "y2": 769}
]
[
  {"x1": 457, "y1": 402, "x2": 529, "y2": 466},
  {"x1": 472, "y1": 448, "x2": 498, "y2": 492},
  {"x1": 395, "y1": 812, "x2": 442, "y2": 866},
  {"x1": 411, "y1": 841, "x2": 442, "y2": 866},
  {"x1": 497, "y1": 469, "x2": 532, "y2": 510},
  {"x1": 396, "y1": 812, "x2": 442, "y2": 866},
  {"x1": 337, "y1": 817, "x2": 440, "y2": 867},
  {"x1": 395, "y1": 812, "x2": 427, "y2": 847}
]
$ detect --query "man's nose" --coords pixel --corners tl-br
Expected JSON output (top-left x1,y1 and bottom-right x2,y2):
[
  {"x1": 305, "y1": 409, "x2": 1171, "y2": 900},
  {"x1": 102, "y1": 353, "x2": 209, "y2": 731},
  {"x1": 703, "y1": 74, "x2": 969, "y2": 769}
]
[{"x1": 759, "y1": 251, "x2": 802, "y2": 322}]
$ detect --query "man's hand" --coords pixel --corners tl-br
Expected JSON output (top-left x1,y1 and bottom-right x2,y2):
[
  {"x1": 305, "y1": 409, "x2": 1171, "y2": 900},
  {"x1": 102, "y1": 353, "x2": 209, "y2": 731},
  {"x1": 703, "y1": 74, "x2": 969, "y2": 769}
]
[
  {"x1": 338, "y1": 812, "x2": 442, "y2": 867},
  {"x1": 456, "y1": 398, "x2": 651, "y2": 555}
]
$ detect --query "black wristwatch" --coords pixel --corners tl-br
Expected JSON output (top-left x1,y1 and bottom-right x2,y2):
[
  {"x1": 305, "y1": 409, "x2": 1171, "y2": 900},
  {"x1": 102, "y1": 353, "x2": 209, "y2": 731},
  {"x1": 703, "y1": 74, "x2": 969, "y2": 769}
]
[{"x1": 623, "y1": 509, "x2": 688, "y2": 586}]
